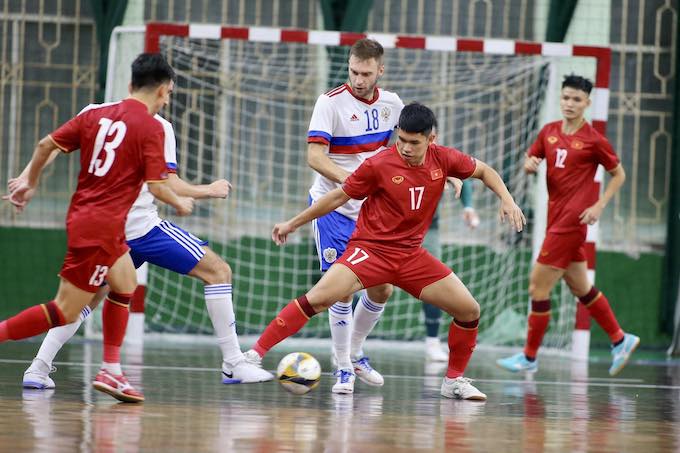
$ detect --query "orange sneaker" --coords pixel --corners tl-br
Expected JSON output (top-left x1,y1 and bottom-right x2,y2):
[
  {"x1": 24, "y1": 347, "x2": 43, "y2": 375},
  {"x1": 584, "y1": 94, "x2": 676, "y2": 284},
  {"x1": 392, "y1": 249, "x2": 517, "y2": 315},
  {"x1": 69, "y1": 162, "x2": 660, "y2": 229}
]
[{"x1": 92, "y1": 369, "x2": 145, "y2": 403}]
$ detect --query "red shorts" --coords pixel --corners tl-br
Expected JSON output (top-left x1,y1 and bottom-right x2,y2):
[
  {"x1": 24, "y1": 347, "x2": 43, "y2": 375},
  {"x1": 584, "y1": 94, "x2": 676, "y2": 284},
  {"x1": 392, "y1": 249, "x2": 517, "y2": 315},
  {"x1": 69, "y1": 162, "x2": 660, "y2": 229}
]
[
  {"x1": 335, "y1": 240, "x2": 452, "y2": 298},
  {"x1": 537, "y1": 230, "x2": 587, "y2": 269},
  {"x1": 59, "y1": 243, "x2": 128, "y2": 293}
]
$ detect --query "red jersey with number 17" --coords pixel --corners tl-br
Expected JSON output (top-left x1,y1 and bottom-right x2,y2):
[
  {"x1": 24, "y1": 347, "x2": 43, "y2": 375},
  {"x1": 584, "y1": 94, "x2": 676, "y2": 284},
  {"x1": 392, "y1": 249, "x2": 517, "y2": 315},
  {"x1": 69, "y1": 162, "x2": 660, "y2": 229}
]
[
  {"x1": 49, "y1": 98, "x2": 168, "y2": 252},
  {"x1": 342, "y1": 144, "x2": 477, "y2": 249},
  {"x1": 527, "y1": 120, "x2": 619, "y2": 233}
]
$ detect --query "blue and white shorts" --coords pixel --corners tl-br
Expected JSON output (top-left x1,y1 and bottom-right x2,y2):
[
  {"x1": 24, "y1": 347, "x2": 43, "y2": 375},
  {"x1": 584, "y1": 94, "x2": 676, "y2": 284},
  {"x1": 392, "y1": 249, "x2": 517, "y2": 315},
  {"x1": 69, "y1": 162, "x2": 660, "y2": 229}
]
[
  {"x1": 309, "y1": 196, "x2": 356, "y2": 272},
  {"x1": 127, "y1": 220, "x2": 208, "y2": 274}
]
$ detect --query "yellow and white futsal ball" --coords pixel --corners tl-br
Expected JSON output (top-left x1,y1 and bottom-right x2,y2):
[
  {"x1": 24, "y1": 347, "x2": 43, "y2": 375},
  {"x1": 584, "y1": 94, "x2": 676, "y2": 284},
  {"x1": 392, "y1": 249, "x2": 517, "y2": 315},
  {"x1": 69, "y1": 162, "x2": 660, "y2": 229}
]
[{"x1": 276, "y1": 352, "x2": 321, "y2": 395}]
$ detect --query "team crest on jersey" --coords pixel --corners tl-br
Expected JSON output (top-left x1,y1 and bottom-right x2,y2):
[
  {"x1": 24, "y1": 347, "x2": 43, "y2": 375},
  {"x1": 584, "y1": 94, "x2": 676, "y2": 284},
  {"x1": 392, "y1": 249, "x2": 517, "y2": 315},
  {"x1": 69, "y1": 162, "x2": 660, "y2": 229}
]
[
  {"x1": 571, "y1": 140, "x2": 584, "y2": 149},
  {"x1": 392, "y1": 175, "x2": 404, "y2": 184},
  {"x1": 431, "y1": 168, "x2": 443, "y2": 180},
  {"x1": 380, "y1": 107, "x2": 391, "y2": 121},
  {"x1": 548, "y1": 136, "x2": 558, "y2": 144},
  {"x1": 350, "y1": 114, "x2": 359, "y2": 122},
  {"x1": 323, "y1": 247, "x2": 337, "y2": 263}
]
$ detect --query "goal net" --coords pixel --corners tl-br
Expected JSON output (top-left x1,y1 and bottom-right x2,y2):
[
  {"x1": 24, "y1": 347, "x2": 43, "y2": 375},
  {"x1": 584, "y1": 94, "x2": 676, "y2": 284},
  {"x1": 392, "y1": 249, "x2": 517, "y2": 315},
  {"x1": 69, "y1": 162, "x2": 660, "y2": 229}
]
[{"x1": 102, "y1": 24, "x2": 594, "y2": 350}]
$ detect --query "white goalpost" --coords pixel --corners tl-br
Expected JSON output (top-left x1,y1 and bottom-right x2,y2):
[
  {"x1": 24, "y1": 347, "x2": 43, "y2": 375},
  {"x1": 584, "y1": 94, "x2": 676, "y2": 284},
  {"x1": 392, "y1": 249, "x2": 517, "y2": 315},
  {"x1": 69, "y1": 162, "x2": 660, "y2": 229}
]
[{"x1": 98, "y1": 23, "x2": 612, "y2": 357}]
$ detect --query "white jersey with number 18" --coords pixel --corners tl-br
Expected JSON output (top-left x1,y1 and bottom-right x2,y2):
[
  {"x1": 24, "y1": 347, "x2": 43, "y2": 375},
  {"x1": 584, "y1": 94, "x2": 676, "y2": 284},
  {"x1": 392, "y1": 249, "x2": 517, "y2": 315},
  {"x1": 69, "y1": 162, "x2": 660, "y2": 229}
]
[{"x1": 307, "y1": 84, "x2": 403, "y2": 221}]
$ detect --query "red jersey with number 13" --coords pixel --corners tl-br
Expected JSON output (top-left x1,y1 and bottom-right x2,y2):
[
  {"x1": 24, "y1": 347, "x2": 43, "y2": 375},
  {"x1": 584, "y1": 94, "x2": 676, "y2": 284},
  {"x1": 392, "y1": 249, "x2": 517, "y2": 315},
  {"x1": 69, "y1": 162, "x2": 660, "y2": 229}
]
[
  {"x1": 342, "y1": 144, "x2": 476, "y2": 249},
  {"x1": 527, "y1": 120, "x2": 619, "y2": 233},
  {"x1": 49, "y1": 98, "x2": 168, "y2": 252}
]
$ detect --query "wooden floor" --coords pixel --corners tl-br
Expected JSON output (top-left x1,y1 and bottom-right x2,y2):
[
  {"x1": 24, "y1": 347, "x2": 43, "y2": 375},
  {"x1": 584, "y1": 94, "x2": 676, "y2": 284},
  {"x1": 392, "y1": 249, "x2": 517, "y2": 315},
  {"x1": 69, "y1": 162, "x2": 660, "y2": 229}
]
[{"x1": 0, "y1": 338, "x2": 678, "y2": 453}]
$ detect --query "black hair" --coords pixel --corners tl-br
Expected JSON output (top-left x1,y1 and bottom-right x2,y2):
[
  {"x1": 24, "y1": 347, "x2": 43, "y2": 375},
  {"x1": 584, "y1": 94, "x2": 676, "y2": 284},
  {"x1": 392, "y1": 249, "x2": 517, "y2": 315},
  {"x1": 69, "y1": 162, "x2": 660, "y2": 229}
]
[
  {"x1": 130, "y1": 53, "x2": 176, "y2": 91},
  {"x1": 398, "y1": 102, "x2": 438, "y2": 136},
  {"x1": 562, "y1": 74, "x2": 593, "y2": 95}
]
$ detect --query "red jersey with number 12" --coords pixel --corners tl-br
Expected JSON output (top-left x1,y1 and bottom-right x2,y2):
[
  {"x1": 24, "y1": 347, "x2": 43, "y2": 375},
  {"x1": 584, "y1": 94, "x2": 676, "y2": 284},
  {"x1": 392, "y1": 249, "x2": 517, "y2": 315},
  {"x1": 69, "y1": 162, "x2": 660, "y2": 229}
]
[
  {"x1": 49, "y1": 98, "x2": 168, "y2": 252},
  {"x1": 527, "y1": 120, "x2": 619, "y2": 233},
  {"x1": 342, "y1": 144, "x2": 476, "y2": 249}
]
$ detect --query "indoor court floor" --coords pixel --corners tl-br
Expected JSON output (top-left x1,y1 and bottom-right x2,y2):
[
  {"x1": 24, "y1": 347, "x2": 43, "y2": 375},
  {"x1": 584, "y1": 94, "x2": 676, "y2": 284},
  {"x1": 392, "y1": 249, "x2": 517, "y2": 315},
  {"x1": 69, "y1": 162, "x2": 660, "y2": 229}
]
[{"x1": 0, "y1": 338, "x2": 678, "y2": 452}]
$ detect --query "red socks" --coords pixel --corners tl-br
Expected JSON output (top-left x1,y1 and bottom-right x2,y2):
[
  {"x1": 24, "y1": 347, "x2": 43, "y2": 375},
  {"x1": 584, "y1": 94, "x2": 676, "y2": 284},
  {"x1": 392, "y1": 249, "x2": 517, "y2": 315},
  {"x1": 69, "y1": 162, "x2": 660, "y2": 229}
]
[
  {"x1": 524, "y1": 299, "x2": 551, "y2": 360},
  {"x1": 102, "y1": 292, "x2": 132, "y2": 363},
  {"x1": 0, "y1": 301, "x2": 66, "y2": 342},
  {"x1": 253, "y1": 295, "x2": 316, "y2": 358},
  {"x1": 446, "y1": 318, "x2": 479, "y2": 379},
  {"x1": 579, "y1": 287, "x2": 624, "y2": 344}
]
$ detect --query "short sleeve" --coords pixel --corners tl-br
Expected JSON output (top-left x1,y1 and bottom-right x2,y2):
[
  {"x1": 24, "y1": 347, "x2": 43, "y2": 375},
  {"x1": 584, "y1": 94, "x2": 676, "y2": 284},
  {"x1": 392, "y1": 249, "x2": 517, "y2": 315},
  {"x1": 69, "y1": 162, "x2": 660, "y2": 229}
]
[
  {"x1": 307, "y1": 94, "x2": 335, "y2": 145},
  {"x1": 443, "y1": 147, "x2": 477, "y2": 179},
  {"x1": 342, "y1": 159, "x2": 377, "y2": 200},
  {"x1": 393, "y1": 95, "x2": 405, "y2": 128},
  {"x1": 50, "y1": 115, "x2": 83, "y2": 153},
  {"x1": 527, "y1": 127, "x2": 546, "y2": 158},
  {"x1": 594, "y1": 134, "x2": 620, "y2": 171},
  {"x1": 142, "y1": 125, "x2": 169, "y2": 183},
  {"x1": 155, "y1": 115, "x2": 178, "y2": 174}
]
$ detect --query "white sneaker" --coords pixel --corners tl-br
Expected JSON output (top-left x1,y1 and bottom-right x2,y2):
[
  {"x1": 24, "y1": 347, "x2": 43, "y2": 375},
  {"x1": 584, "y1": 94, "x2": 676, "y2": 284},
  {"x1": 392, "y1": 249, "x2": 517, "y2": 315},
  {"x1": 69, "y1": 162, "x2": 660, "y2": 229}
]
[
  {"x1": 352, "y1": 356, "x2": 384, "y2": 387},
  {"x1": 223, "y1": 352, "x2": 274, "y2": 384},
  {"x1": 243, "y1": 349, "x2": 263, "y2": 366},
  {"x1": 332, "y1": 368, "x2": 356, "y2": 394},
  {"x1": 425, "y1": 337, "x2": 449, "y2": 362},
  {"x1": 23, "y1": 359, "x2": 56, "y2": 390},
  {"x1": 440, "y1": 376, "x2": 487, "y2": 401}
]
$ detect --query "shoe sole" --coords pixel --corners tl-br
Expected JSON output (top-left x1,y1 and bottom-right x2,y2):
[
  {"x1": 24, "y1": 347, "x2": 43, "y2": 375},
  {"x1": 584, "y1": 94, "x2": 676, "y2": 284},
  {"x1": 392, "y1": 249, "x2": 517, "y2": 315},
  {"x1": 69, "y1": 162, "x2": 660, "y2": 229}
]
[
  {"x1": 331, "y1": 388, "x2": 354, "y2": 394},
  {"x1": 92, "y1": 381, "x2": 144, "y2": 403},
  {"x1": 440, "y1": 392, "x2": 488, "y2": 401},
  {"x1": 22, "y1": 381, "x2": 54, "y2": 390},
  {"x1": 609, "y1": 336, "x2": 640, "y2": 376},
  {"x1": 355, "y1": 374, "x2": 384, "y2": 387}
]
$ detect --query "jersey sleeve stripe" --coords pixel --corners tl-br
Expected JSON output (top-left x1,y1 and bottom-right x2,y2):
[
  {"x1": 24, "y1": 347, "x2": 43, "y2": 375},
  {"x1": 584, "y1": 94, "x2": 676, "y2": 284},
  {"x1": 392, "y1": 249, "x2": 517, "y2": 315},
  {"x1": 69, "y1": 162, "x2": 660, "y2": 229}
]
[
  {"x1": 144, "y1": 179, "x2": 167, "y2": 183},
  {"x1": 330, "y1": 130, "x2": 392, "y2": 146},
  {"x1": 166, "y1": 162, "x2": 178, "y2": 173},
  {"x1": 48, "y1": 134, "x2": 74, "y2": 153},
  {"x1": 308, "y1": 130, "x2": 332, "y2": 141}
]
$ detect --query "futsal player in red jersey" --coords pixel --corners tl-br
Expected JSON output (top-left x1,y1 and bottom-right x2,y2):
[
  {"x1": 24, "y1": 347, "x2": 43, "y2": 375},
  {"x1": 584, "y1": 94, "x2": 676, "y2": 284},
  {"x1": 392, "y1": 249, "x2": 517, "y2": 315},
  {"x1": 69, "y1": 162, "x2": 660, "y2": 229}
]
[
  {"x1": 497, "y1": 74, "x2": 639, "y2": 376},
  {"x1": 244, "y1": 102, "x2": 526, "y2": 400},
  {"x1": 2, "y1": 53, "x2": 193, "y2": 402}
]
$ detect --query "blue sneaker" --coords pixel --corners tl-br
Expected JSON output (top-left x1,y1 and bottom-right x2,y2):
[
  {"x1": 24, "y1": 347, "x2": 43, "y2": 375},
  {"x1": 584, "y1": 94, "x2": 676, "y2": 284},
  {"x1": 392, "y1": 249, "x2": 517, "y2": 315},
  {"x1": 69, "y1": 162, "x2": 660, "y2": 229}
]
[
  {"x1": 609, "y1": 333, "x2": 640, "y2": 376},
  {"x1": 496, "y1": 352, "x2": 538, "y2": 373}
]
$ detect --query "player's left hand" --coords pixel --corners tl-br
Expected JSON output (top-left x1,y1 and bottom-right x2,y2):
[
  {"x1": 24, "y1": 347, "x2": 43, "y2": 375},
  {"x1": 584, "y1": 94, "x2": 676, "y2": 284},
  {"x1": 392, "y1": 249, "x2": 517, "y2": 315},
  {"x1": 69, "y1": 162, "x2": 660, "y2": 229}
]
[
  {"x1": 7, "y1": 176, "x2": 25, "y2": 193},
  {"x1": 579, "y1": 203, "x2": 603, "y2": 225},
  {"x1": 462, "y1": 207, "x2": 480, "y2": 229},
  {"x1": 272, "y1": 221, "x2": 296, "y2": 245},
  {"x1": 498, "y1": 198, "x2": 526, "y2": 232},
  {"x1": 208, "y1": 179, "x2": 232, "y2": 198},
  {"x1": 3, "y1": 180, "x2": 36, "y2": 213}
]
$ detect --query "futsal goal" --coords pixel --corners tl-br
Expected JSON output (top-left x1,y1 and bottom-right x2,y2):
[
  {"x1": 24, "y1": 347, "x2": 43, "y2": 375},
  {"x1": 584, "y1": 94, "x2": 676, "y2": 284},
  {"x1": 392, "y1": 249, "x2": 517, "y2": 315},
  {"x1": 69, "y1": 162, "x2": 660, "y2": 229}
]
[{"x1": 98, "y1": 23, "x2": 612, "y2": 356}]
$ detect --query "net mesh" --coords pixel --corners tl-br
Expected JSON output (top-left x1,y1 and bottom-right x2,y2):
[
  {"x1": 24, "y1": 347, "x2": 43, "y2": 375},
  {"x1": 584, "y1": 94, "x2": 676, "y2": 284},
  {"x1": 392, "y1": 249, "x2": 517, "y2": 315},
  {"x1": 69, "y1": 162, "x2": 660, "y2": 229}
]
[{"x1": 108, "y1": 33, "x2": 574, "y2": 348}]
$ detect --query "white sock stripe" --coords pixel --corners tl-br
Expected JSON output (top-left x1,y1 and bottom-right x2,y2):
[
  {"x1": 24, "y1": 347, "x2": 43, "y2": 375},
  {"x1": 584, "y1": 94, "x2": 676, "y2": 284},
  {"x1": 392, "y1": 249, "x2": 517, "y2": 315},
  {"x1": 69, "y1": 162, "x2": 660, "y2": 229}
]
[
  {"x1": 158, "y1": 221, "x2": 205, "y2": 260},
  {"x1": 205, "y1": 284, "x2": 232, "y2": 295},
  {"x1": 329, "y1": 305, "x2": 352, "y2": 315},
  {"x1": 361, "y1": 295, "x2": 384, "y2": 313}
]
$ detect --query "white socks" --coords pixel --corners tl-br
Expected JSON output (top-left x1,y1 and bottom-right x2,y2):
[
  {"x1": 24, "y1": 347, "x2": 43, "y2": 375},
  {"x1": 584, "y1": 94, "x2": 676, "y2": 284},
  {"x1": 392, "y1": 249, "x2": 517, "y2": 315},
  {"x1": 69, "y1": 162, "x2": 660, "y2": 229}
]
[
  {"x1": 35, "y1": 306, "x2": 92, "y2": 367},
  {"x1": 328, "y1": 300, "x2": 353, "y2": 370},
  {"x1": 350, "y1": 293, "x2": 385, "y2": 359},
  {"x1": 204, "y1": 284, "x2": 244, "y2": 366}
]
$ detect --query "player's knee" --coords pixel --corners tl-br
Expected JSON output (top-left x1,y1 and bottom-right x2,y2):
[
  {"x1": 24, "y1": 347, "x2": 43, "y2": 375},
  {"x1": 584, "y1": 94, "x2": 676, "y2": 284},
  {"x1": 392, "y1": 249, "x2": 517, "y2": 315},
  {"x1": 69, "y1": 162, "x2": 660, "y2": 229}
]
[
  {"x1": 55, "y1": 301, "x2": 81, "y2": 324},
  {"x1": 201, "y1": 258, "x2": 232, "y2": 285},
  {"x1": 450, "y1": 299, "x2": 480, "y2": 322},
  {"x1": 528, "y1": 282, "x2": 549, "y2": 300},
  {"x1": 367, "y1": 285, "x2": 392, "y2": 303}
]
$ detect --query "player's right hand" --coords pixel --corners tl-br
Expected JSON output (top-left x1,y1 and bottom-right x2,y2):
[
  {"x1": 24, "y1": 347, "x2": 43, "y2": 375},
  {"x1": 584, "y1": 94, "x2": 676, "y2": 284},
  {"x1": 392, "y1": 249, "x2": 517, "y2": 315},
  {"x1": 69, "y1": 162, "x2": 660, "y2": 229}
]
[
  {"x1": 499, "y1": 198, "x2": 526, "y2": 232},
  {"x1": 175, "y1": 196, "x2": 194, "y2": 216},
  {"x1": 3, "y1": 180, "x2": 35, "y2": 213},
  {"x1": 524, "y1": 156, "x2": 542, "y2": 174},
  {"x1": 208, "y1": 179, "x2": 231, "y2": 198},
  {"x1": 272, "y1": 221, "x2": 296, "y2": 246},
  {"x1": 7, "y1": 176, "x2": 25, "y2": 193}
]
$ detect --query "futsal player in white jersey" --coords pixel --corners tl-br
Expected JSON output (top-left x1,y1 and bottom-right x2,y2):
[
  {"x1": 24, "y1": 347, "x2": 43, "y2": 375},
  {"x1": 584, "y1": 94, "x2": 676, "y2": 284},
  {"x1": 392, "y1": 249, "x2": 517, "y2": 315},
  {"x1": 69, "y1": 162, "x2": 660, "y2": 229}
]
[
  {"x1": 306, "y1": 39, "x2": 404, "y2": 394},
  {"x1": 17, "y1": 114, "x2": 273, "y2": 392}
]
